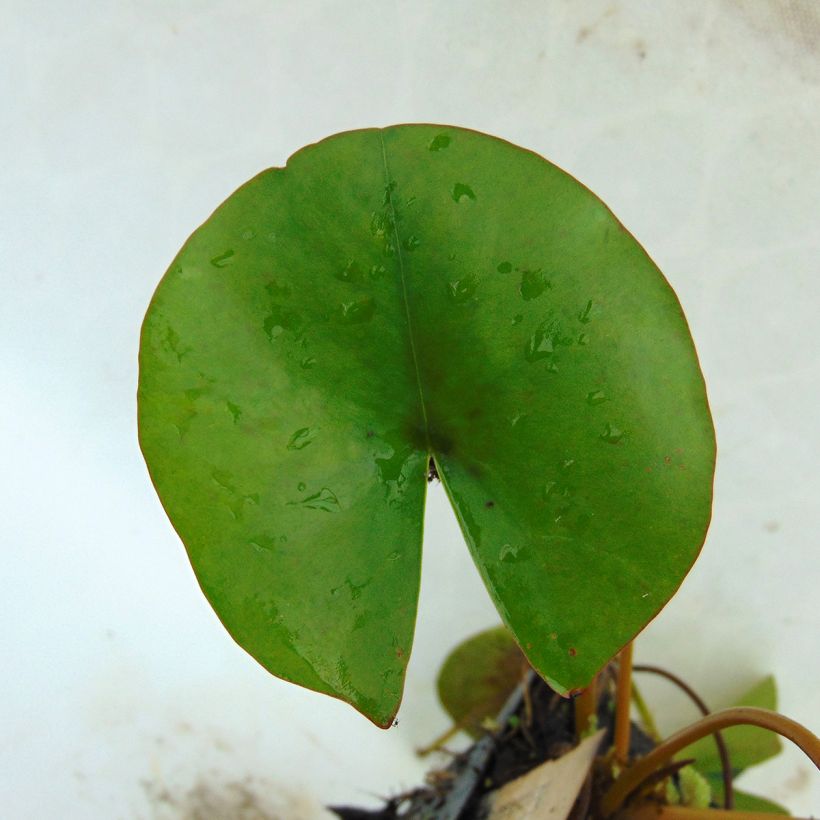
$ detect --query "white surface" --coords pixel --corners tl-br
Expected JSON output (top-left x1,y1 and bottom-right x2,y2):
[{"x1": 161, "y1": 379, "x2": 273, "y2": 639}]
[{"x1": 1, "y1": 1, "x2": 818, "y2": 817}]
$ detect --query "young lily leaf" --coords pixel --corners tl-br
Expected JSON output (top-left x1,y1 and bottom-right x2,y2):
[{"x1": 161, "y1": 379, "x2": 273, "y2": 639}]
[
  {"x1": 674, "y1": 766, "x2": 712, "y2": 809},
  {"x1": 138, "y1": 125, "x2": 715, "y2": 726},
  {"x1": 684, "y1": 676, "x2": 782, "y2": 803},
  {"x1": 437, "y1": 626, "x2": 526, "y2": 738},
  {"x1": 731, "y1": 790, "x2": 790, "y2": 814}
]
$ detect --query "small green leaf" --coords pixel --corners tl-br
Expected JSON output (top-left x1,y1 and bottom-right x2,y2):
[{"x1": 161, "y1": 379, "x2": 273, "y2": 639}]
[
  {"x1": 731, "y1": 789, "x2": 791, "y2": 814},
  {"x1": 437, "y1": 626, "x2": 526, "y2": 738},
  {"x1": 678, "y1": 766, "x2": 712, "y2": 808},
  {"x1": 685, "y1": 676, "x2": 782, "y2": 776}
]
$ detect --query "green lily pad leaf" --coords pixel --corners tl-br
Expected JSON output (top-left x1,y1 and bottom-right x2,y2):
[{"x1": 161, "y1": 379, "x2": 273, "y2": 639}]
[
  {"x1": 437, "y1": 626, "x2": 526, "y2": 737},
  {"x1": 686, "y1": 676, "x2": 782, "y2": 778},
  {"x1": 138, "y1": 125, "x2": 715, "y2": 725},
  {"x1": 731, "y1": 790, "x2": 790, "y2": 814},
  {"x1": 699, "y1": 777, "x2": 791, "y2": 814}
]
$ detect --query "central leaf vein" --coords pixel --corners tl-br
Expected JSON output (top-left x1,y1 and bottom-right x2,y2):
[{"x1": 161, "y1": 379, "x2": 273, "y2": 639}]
[{"x1": 378, "y1": 130, "x2": 431, "y2": 451}]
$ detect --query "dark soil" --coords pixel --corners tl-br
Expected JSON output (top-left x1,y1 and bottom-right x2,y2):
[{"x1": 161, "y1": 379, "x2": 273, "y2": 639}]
[{"x1": 329, "y1": 669, "x2": 655, "y2": 820}]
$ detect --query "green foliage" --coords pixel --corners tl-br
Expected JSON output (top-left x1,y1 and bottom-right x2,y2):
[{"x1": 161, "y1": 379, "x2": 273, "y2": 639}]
[
  {"x1": 682, "y1": 676, "x2": 786, "y2": 813},
  {"x1": 665, "y1": 765, "x2": 712, "y2": 808},
  {"x1": 687, "y1": 676, "x2": 782, "y2": 774},
  {"x1": 138, "y1": 125, "x2": 715, "y2": 725},
  {"x1": 436, "y1": 626, "x2": 525, "y2": 738},
  {"x1": 731, "y1": 790, "x2": 790, "y2": 814}
]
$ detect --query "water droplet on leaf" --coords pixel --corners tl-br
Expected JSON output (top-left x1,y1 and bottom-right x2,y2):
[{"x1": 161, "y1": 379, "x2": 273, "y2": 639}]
[
  {"x1": 526, "y1": 319, "x2": 559, "y2": 361},
  {"x1": 287, "y1": 427, "x2": 317, "y2": 450},
  {"x1": 600, "y1": 423, "x2": 624, "y2": 444},
  {"x1": 428, "y1": 133, "x2": 451, "y2": 151},
  {"x1": 185, "y1": 386, "x2": 207, "y2": 402},
  {"x1": 451, "y1": 183, "x2": 476, "y2": 203},
  {"x1": 382, "y1": 180, "x2": 397, "y2": 206},
  {"x1": 499, "y1": 544, "x2": 523, "y2": 564},
  {"x1": 249, "y1": 535, "x2": 277, "y2": 554},
  {"x1": 519, "y1": 269, "x2": 550, "y2": 301},
  {"x1": 448, "y1": 274, "x2": 478, "y2": 303},
  {"x1": 265, "y1": 279, "x2": 291, "y2": 299},
  {"x1": 336, "y1": 259, "x2": 363, "y2": 283},
  {"x1": 290, "y1": 487, "x2": 340, "y2": 512},
  {"x1": 264, "y1": 305, "x2": 302, "y2": 340},
  {"x1": 211, "y1": 469, "x2": 234, "y2": 490},
  {"x1": 510, "y1": 411, "x2": 527, "y2": 427},
  {"x1": 370, "y1": 211, "x2": 391, "y2": 238},
  {"x1": 210, "y1": 249, "x2": 234, "y2": 268},
  {"x1": 339, "y1": 297, "x2": 376, "y2": 324}
]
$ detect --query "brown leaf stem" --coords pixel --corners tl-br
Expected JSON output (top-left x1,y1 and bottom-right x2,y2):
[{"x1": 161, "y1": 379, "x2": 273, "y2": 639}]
[
  {"x1": 633, "y1": 663, "x2": 733, "y2": 809},
  {"x1": 600, "y1": 706, "x2": 820, "y2": 816},
  {"x1": 613, "y1": 643, "x2": 634, "y2": 762},
  {"x1": 574, "y1": 675, "x2": 598, "y2": 737}
]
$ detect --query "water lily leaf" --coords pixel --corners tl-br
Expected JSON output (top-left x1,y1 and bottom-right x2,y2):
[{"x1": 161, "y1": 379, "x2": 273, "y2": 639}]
[
  {"x1": 138, "y1": 125, "x2": 715, "y2": 725},
  {"x1": 731, "y1": 790, "x2": 790, "y2": 814},
  {"x1": 437, "y1": 626, "x2": 526, "y2": 737},
  {"x1": 686, "y1": 676, "x2": 782, "y2": 777}
]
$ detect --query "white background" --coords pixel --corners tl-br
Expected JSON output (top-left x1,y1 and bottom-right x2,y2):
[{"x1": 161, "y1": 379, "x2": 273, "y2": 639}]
[{"x1": 1, "y1": 1, "x2": 818, "y2": 817}]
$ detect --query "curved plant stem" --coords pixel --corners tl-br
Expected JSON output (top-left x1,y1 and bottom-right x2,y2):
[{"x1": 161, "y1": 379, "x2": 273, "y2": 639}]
[
  {"x1": 631, "y1": 681, "x2": 660, "y2": 741},
  {"x1": 633, "y1": 663, "x2": 733, "y2": 810},
  {"x1": 613, "y1": 643, "x2": 634, "y2": 762},
  {"x1": 416, "y1": 723, "x2": 461, "y2": 757},
  {"x1": 600, "y1": 706, "x2": 820, "y2": 816},
  {"x1": 521, "y1": 667, "x2": 534, "y2": 727}
]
